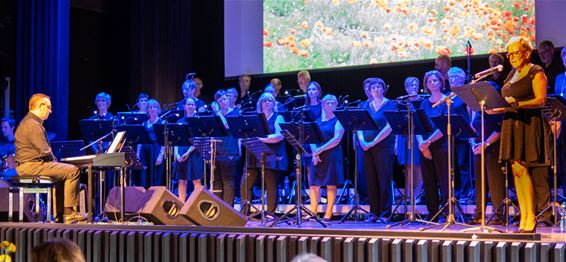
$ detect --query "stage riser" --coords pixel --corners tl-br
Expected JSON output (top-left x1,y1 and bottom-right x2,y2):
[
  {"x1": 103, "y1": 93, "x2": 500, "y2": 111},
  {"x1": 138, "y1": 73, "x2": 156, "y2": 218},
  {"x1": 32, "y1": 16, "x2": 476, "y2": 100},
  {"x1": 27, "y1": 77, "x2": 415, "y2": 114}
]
[{"x1": 1, "y1": 226, "x2": 564, "y2": 262}]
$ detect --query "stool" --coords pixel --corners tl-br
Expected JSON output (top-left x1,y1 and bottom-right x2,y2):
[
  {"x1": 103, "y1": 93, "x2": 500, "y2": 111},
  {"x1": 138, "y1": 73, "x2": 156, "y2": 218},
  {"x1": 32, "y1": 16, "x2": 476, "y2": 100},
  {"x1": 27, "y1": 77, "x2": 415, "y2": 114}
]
[{"x1": 8, "y1": 176, "x2": 55, "y2": 223}]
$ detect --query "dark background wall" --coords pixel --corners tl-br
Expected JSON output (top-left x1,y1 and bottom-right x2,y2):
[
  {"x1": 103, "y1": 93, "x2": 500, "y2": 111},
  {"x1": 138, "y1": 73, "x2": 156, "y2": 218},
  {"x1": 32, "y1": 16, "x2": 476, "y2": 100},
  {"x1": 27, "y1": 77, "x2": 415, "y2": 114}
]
[{"x1": 4, "y1": 0, "x2": 510, "y2": 139}]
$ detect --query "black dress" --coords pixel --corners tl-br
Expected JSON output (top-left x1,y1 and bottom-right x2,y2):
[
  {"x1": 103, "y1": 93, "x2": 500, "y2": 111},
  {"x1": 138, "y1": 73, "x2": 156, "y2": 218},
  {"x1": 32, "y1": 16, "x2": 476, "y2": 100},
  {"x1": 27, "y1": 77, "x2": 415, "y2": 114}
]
[
  {"x1": 174, "y1": 117, "x2": 204, "y2": 181},
  {"x1": 309, "y1": 116, "x2": 344, "y2": 186},
  {"x1": 139, "y1": 118, "x2": 166, "y2": 187},
  {"x1": 499, "y1": 64, "x2": 552, "y2": 220},
  {"x1": 499, "y1": 65, "x2": 551, "y2": 167}
]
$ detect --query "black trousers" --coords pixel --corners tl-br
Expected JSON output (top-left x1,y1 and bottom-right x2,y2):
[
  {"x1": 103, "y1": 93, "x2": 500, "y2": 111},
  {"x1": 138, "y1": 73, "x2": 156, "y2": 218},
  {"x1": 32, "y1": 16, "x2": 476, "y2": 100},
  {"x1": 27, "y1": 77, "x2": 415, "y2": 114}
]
[
  {"x1": 421, "y1": 145, "x2": 449, "y2": 217},
  {"x1": 240, "y1": 168, "x2": 280, "y2": 214},
  {"x1": 213, "y1": 155, "x2": 240, "y2": 206},
  {"x1": 455, "y1": 140, "x2": 471, "y2": 197},
  {"x1": 362, "y1": 146, "x2": 393, "y2": 216},
  {"x1": 472, "y1": 145, "x2": 504, "y2": 217}
]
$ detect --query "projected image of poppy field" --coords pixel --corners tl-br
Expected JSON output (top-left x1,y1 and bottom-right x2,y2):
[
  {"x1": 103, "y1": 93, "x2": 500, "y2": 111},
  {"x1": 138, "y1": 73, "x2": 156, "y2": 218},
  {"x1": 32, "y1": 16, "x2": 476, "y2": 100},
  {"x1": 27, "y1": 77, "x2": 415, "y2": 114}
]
[{"x1": 263, "y1": 0, "x2": 535, "y2": 73}]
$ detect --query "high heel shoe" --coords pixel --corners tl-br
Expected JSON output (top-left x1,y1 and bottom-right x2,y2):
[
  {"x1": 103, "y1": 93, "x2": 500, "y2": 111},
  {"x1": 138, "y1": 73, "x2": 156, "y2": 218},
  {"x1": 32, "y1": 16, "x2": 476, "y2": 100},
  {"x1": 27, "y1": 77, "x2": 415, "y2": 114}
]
[{"x1": 521, "y1": 224, "x2": 537, "y2": 234}]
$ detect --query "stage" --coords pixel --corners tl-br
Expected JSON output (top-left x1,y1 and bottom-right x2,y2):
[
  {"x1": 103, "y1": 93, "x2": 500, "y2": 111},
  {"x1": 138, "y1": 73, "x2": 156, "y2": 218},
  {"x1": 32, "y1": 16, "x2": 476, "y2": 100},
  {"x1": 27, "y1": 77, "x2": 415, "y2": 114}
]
[{"x1": 2, "y1": 219, "x2": 565, "y2": 262}]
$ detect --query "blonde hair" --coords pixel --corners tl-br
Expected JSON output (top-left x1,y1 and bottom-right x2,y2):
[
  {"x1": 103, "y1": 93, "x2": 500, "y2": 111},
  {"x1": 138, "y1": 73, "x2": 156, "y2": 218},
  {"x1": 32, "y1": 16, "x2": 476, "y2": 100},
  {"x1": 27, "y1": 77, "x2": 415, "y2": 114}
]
[
  {"x1": 29, "y1": 93, "x2": 50, "y2": 111},
  {"x1": 506, "y1": 36, "x2": 533, "y2": 52},
  {"x1": 256, "y1": 92, "x2": 277, "y2": 113},
  {"x1": 297, "y1": 70, "x2": 311, "y2": 82}
]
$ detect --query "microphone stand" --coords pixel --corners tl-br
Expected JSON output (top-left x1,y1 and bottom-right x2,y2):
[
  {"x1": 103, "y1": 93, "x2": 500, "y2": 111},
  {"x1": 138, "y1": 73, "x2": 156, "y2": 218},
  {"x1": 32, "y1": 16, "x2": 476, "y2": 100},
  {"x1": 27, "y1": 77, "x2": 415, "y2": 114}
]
[{"x1": 465, "y1": 41, "x2": 473, "y2": 84}]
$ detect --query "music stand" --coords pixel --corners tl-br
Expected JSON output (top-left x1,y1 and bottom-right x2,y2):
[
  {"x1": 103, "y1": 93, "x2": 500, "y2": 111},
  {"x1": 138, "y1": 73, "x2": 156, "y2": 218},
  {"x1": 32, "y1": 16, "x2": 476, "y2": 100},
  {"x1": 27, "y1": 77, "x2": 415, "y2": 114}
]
[
  {"x1": 270, "y1": 122, "x2": 326, "y2": 227},
  {"x1": 537, "y1": 96, "x2": 566, "y2": 225},
  {"x1": 80, "y1": 119, "x2": 115, "y2": 153},
  {"x1": 51, "y1": 140, "x2": 85, "y2": 160},
  {"x1": 332, "y1": 109, "x2": 380, "y2": 223},
  {"x1": 449, "y1": 81, "x2": 506, "y2": 233},
  {"x1": 116, "y1": 112, "x2": 148, "y2": 125},
  {"x1": 185, "y1": 116, "x2": 228, "y2": 193},
  {"x1": 290, "y1": 108, "x2": 318, "y2": 122},
  {"x1": 242, "y1": 137, "x2": 275, "y2": 224},
  {"x1": 384, "y1": 108, "x2": 437, "y2": 228},
  {"x1": 154, "y1": 123, "x2": 192, "y2": 190},
  {"x1": 116, "y1": 125, "x2": 152, "y2": 146},
  {"x1": 226, "y1": 114, "x2": 270, "y2": 216}
]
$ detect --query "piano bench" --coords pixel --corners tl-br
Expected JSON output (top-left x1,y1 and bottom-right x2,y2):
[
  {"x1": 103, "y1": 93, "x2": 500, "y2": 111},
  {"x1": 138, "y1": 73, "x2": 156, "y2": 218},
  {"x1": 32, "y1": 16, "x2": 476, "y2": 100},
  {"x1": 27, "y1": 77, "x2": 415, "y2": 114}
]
[{"x1": 8, "y1": 176, "x2": 55, "y2": 223}]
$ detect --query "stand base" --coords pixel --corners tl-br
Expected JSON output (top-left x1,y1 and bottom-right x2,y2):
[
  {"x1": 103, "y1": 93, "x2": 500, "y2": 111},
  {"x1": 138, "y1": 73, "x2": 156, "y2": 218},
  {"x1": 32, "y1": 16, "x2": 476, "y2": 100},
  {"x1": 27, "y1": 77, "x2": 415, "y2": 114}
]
[
  {"x1": 269, "y1": 204, "x2": 327, "y2": 228},
  {"x1": 536, "y1": 202, "x2": 566, "y2": 226},
  {"x1": 419, "y1": 214, "x2": 474, "y2": 231},
  {"x1": 338, "y1": 205, "x2": 382, "y2": 224}
]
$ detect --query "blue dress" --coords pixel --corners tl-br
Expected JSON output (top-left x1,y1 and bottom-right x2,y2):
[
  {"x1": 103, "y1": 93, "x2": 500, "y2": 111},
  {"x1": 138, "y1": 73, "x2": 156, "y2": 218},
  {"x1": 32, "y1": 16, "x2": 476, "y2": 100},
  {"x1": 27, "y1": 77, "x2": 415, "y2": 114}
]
[
  {"x1": 309, "y1": 116, "x2": 344, "y2": 186},
  {"x1": 139, "y1": 118, "x2": 166, "y2": 187}
]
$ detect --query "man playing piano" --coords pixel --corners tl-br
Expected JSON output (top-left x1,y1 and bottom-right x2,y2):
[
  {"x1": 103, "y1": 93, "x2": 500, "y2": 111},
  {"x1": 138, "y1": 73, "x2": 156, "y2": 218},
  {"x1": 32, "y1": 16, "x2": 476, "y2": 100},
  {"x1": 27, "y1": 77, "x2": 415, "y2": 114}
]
[{"x1": 14, "y1": 93, "x2": 86, "y2": 224}]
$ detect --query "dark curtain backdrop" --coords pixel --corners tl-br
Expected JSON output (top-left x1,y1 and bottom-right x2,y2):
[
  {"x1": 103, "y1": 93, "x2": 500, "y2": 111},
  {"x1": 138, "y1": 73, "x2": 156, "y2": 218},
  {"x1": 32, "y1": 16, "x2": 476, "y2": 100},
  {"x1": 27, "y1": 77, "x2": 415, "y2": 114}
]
[
  {"x1": 129, "y1": 0, "x2": 193, "y2": 108},
  {"x1": 16, "y1": 0, "x2": 70, "y2": 139}
]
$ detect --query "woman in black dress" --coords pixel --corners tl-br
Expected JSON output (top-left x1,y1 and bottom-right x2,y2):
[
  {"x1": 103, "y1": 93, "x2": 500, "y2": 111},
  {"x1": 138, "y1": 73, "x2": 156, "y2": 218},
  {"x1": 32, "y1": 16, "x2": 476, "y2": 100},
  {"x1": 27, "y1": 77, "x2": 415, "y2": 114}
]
[
  {"x1": 491, "y1": 36, "x2": 549, "y2": 233},
  {"x1": 240, "y1": 92, "x2": 288, "y2": 214},
  {"x1": 357, "y1": 78, "x2": 396, "y2": 218},
  {"x1": 418, "y1": 70, "x2": 449, "y2": 221},
  {"x1": 174, "y1": 97, "x2": 204, "y2": 202},
  {"x1": 137, "y1": 99, "x2": 165, "y2": 188},
  {"x1": 310, "y1": 95, "x2": 345, "y2": 221}
]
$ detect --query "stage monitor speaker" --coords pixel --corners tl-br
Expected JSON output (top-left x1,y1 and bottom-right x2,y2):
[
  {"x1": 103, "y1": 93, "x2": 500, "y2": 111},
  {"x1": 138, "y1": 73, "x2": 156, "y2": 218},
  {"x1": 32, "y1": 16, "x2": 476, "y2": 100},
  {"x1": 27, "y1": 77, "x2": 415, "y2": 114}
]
[
  {"x1": 104, "y1": 186, "x2": 146, "y2": 220},
  {"x1": 180, "y1": 187, "x2": 247, "y2": 227},
  {"x1": 0, "y1": 180, "x2": 42, "y2": 222},
  {"x1": 140, "y1": 186, "x2": 193, "y2": 225}
]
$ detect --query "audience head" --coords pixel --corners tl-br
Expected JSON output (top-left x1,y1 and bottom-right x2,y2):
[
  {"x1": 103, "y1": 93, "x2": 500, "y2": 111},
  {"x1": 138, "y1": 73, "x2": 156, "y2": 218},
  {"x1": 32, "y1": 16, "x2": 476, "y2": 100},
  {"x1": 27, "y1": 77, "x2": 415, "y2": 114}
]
[
  {"x1": 447, "y1": 67, "x2": 466, "y2": 87},
  {"x1": 257, "y1": 92, "x2": 277, "y2": 113},
  {"x1": 297, "y1": 70, "x2": 311, "y2": 92},
  {"x1": 291, "y1": 253, "x2": 327, "y2": 262},
  {"x1": 404, "y1": 77, "x2": 420, "y2": 95},
  {"x1": 31, "y1": 239, "x2": 85, "y2": 262},
  {"x1": 423, "y1": 70, "x2": 444, "y2": 94},
  {"x1": 28, "y1": 93, "x2": 52, "y2": 120},
  {"x1": 561, "y1": 47, "x2": 566, "y2": 67},
  {"x1": 489, "y1": 53, "x2": 505, "y2": 68}
]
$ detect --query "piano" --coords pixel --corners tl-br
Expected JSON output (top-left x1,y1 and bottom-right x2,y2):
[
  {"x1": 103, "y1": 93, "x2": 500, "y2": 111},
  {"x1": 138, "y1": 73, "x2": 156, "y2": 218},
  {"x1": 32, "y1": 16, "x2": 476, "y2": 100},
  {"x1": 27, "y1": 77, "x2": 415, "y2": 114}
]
[
  {"x1": 61, "y1": 152, "x2": 126, "y2": 167},
  {"x1": 61, "y1": 152, "x2": 126, "y2": 222}
]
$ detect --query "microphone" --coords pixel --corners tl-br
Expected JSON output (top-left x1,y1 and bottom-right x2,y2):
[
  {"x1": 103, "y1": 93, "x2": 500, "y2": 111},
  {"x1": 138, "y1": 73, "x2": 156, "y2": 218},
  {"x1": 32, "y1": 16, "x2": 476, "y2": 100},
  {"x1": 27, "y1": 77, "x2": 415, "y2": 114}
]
[
  {"x1": 126, "y1": 103, "x2": 133, "y2": 112},
  {"x1": 293, "y1": 94, "x2": 306, "y2": 99},
  {"x1": 474, "y1": 65, "x2": 503, "y2": 79},
  {"x1": 432, "y1": 93, "x2": 457, "y2": 108}
]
